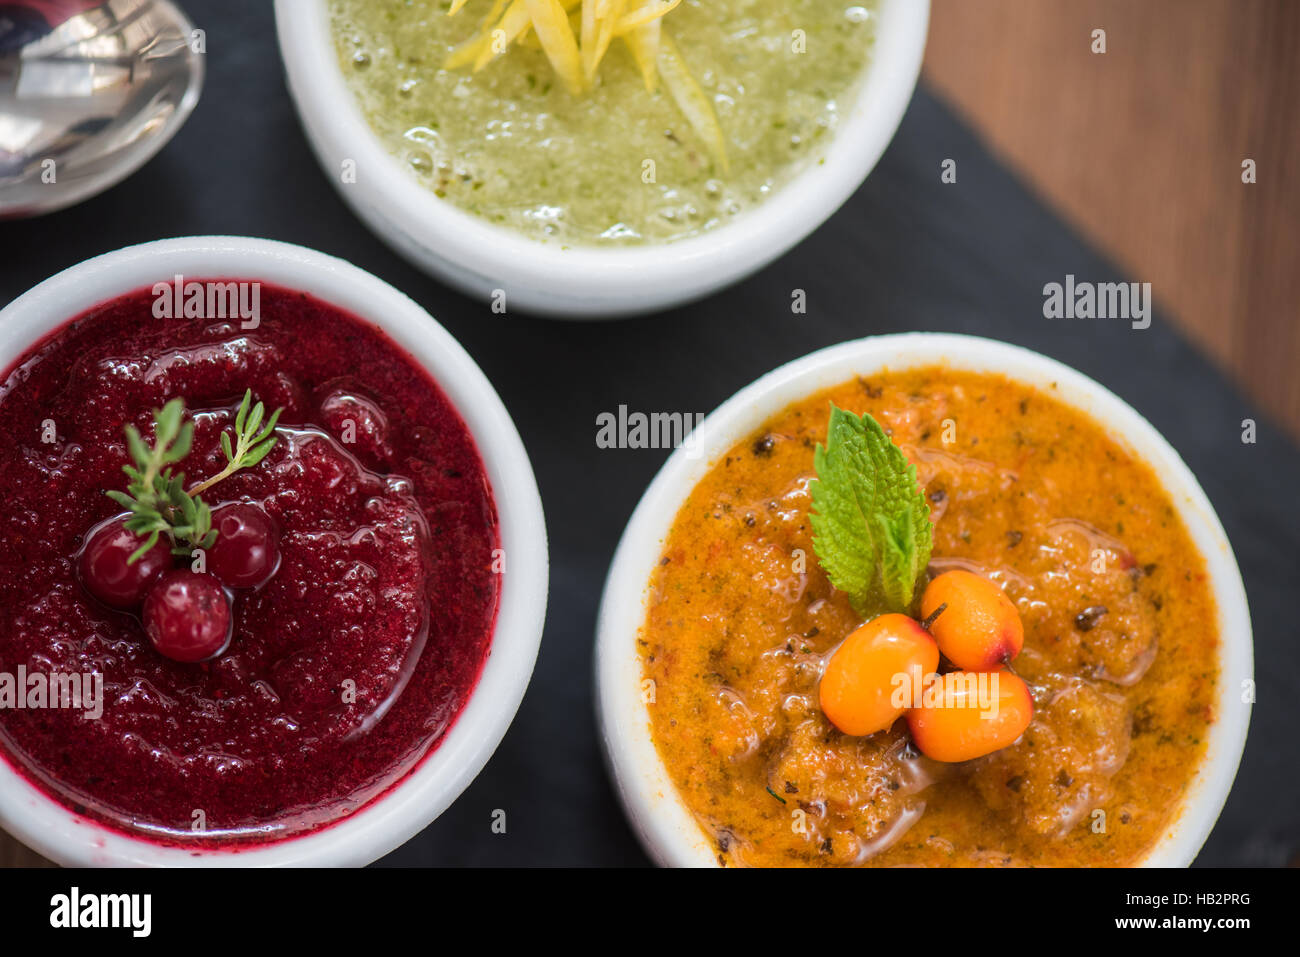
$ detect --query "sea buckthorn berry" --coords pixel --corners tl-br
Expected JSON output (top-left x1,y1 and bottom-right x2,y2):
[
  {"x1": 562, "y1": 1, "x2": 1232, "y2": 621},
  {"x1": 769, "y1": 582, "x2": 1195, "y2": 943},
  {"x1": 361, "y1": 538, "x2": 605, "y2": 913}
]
[
  {"x1": 920, "y1": 569, "x2": 1024, "y2": 670},
  {"x1": 143, "y1": 570, "x2": 232, "y2": 663},
  {"x1": 77, "y1": 517, "x2": 172, "y2": 609},
  {"x1": 906, "y1": 669, "x2": 1034, "y2": 762},
  {"x1": 819, "y1": 613, "x2": 940, "y2": 737}
]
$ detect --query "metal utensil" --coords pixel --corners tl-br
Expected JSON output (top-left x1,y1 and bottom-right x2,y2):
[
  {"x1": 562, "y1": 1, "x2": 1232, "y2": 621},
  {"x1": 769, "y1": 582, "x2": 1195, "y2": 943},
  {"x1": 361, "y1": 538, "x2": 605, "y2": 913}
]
[{"x1": 0, "y1": 0, "x2": 203, "y2": 218}]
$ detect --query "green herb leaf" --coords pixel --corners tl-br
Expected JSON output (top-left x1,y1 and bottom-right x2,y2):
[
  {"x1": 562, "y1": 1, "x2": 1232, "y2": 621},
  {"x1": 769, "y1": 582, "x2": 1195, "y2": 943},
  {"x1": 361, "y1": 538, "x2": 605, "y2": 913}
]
[
  {"x1": 167, "y1": 421, "x2": 194, "y2": 463},
  {"x1": 242, "y1": 437, "x2": 277, "y2": 469},
  {"x1": 187, "y1": 391, "x2": 282, "y2": 498},
  {"x1": 124, "y1": 425, "x2": 149, "y2": 468},
  {"x1": 106, "y1": 393, "x2": 284, "y2": 562},
  {"x1": 234, "y1": 390, "x2": 249, "y2": 434},
  {"x1": 128, "y1": 530, "x2": 161, "y2": 564},
  {"x1": 105, "y1": 489, "x2": 136, "y2": 511},
  {"x1": 245, "y1": 399, "x2": 264, "y2": 439},
  {"x1": 809, "y1": 404, "x2": 933, "y2": 617}
]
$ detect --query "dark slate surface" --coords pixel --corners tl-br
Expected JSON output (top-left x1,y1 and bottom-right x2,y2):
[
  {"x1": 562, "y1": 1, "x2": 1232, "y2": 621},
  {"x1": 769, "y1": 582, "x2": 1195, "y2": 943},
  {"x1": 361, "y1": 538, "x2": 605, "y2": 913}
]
[{"x1": 1, "y1": 1, "x2": 1295, "y2": 867}]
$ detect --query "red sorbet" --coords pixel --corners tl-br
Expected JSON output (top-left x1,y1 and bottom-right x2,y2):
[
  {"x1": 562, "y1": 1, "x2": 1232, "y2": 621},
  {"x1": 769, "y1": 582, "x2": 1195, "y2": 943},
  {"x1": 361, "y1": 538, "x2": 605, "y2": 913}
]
[{"x1": 0, "y1": 282, "x2": 500, "y2": 845}]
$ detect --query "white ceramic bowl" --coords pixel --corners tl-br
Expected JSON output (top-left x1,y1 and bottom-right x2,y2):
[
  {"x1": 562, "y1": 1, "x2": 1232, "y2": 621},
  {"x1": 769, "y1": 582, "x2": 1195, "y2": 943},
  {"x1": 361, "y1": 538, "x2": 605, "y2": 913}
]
[
  {"x1": 0, "y1": 236, "x2": 549, "y2": 866},
  {"x1": 274, "y1": 0, "x2": 930, "y2": 317},
  {"x1": 596, "y1": 333, "x2": 1254, "y2": 867}
]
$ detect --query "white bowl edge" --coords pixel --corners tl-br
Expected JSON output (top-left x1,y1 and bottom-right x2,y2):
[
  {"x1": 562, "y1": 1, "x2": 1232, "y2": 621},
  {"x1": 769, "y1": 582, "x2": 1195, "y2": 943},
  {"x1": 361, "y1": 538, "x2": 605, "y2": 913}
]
[
  {"x1": 595, "y1": 332, "x2": 1254, "y2": 868},
  {"x1": 273, "y1": 0, "x2": 931, "y2": 317},
  {"x1": 0, "y1": 236, "x2": 549, "y2": 866}
]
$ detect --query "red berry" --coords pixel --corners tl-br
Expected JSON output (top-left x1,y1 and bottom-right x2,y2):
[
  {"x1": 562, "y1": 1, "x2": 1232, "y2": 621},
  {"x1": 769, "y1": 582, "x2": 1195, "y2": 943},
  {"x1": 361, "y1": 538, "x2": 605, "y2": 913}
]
[
  {"x1": 143, "y1": 570, "x2": 231, "y2": 663},
  {"x1": 207, "y1": 503, "x2": 280, "y2": 589},
  {"x1": 77, "y1": 517, "x2": 172, "y2": 609}
]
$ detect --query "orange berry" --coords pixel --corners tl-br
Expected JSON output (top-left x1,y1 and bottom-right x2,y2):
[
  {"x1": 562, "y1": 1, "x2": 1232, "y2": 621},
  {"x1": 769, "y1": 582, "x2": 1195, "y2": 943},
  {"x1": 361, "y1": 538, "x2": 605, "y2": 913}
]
[
  {"x1": 920, "y1": 570, "x2": 1024, "y2": 670},
  {"x1": 819, "y1": 614, "x2": 940, "y2": 737},
  {"x1": 906, "y1": 669, "x2": 1034, "y2": 762}
]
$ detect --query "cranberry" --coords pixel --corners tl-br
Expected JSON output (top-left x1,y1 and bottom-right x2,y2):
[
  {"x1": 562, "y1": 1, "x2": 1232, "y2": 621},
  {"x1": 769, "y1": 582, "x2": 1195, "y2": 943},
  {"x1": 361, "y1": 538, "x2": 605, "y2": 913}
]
[
  {"x1": 143, "y1": 570, "x2": 232, "y2": 663},
  {"x1": 207, "y1": 503, "x2": 281, "y2": 589},
  {"x1": 77, "y1": 517, "x2": 172, "y2": 609}
]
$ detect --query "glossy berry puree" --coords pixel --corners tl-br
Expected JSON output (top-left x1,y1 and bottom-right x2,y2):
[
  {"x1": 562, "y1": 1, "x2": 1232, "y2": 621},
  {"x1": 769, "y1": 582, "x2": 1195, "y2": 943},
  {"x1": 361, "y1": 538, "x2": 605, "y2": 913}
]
[{"x1": 0, "y1": 282, "x2": 500, "y2": 845}]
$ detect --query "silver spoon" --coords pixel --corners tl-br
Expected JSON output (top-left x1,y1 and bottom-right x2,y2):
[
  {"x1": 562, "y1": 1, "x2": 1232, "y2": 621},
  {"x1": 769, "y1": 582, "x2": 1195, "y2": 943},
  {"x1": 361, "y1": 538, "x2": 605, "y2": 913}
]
[{"x1": 0, "y1": 0, "x2": 203, "y2": 218}]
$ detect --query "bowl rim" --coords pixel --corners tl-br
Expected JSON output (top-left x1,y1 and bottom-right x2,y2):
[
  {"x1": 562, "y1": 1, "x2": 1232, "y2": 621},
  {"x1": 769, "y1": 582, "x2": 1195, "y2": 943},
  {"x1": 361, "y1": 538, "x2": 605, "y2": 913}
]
[
  {"x1": 272, "y1": 0, "x2": 931, "y2": 314},
  {"x1": 595, "y1": 332, "x2": 1254, "y2": 868},
  {"x1": 0, "y1": 236, "x2": 549, "y2": 866}
]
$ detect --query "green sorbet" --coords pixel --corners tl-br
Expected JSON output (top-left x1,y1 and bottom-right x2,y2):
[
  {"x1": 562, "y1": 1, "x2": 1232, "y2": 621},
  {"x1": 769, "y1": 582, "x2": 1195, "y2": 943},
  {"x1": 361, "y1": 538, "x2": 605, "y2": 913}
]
[{"x1": 330, "y1": 0, "x2": 877, "y2": 245}]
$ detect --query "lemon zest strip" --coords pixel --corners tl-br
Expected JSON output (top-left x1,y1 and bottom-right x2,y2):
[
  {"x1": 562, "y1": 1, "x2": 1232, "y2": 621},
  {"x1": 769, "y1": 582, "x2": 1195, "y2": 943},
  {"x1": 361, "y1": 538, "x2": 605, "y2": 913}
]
[
  {"x1": 444, "y1": 0, "x2": 510, "y2": 69},
  {"x1": 523, "y1": 0, "x2": 585, "y2": 94},
  {"x1": 657, "y1": 29, "x2": 728, "y2": 173},
  {"x1": 445, "y1": 0, "x2": 728, "y2": 170},
  {"x1": 622, "y1": 18, "x2": 660, "y2": 92},
  {"x1": 614, "y1": 0, "x2": 681, "y2": 35}
]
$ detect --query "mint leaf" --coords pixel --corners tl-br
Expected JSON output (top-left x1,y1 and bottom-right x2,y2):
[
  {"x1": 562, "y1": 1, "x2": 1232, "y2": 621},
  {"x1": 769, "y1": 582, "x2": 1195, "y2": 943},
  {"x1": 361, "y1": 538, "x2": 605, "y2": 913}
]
[{"x1": 809, "y1": 404, "x2": 933, "y2": 617}]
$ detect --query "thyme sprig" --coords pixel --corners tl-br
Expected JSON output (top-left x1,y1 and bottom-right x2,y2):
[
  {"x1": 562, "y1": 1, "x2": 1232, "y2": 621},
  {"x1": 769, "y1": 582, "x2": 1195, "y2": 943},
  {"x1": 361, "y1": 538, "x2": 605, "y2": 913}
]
[
  {"x1": 189, "y1": 390, "x2": 282, "y2": 497},
  {"x1": 106, "y1": 390, "x2": 282, "y2": 563}
]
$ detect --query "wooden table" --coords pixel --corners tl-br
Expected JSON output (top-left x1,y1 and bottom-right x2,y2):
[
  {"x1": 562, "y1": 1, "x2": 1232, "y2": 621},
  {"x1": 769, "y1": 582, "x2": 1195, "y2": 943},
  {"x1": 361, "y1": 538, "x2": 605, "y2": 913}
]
[
  {"x1": 2, "y1": 0, "x2": 1296, "y2": 868},
  {"x1": 925, "y1": 0, "x2": 1300, "y2": 439}
]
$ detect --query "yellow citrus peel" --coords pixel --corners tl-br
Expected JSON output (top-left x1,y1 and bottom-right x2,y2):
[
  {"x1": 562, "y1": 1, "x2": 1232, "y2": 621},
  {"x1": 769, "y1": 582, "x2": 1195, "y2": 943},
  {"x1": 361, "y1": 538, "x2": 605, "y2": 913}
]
[{"x1": 443, "y1": 0, "x2": 727, "y2": 170}]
